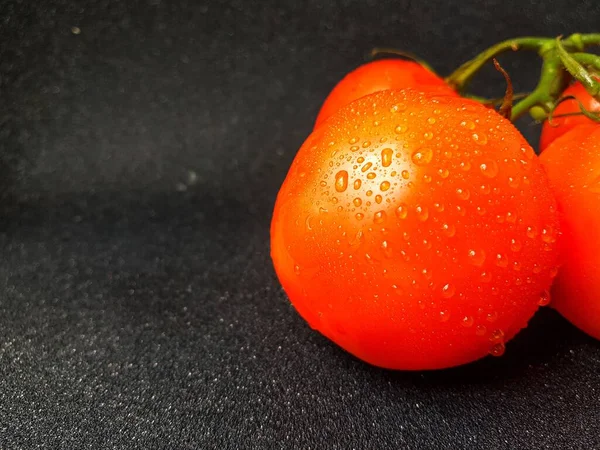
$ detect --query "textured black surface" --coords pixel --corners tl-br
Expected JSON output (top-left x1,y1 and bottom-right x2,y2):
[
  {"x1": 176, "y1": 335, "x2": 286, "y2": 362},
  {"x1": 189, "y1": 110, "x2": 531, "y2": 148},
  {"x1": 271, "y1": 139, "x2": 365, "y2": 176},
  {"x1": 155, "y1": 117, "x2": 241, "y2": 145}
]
[{"x1": 2, "y1": 0, "x2": 600, "y2": 448}]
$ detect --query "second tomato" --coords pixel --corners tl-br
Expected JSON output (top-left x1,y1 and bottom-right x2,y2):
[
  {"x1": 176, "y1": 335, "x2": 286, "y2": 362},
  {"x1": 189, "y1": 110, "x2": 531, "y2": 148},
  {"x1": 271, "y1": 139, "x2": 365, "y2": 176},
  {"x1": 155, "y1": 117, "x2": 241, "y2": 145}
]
[{"x1": 314, "y1": 59, "x2": 455, "y2": 128}]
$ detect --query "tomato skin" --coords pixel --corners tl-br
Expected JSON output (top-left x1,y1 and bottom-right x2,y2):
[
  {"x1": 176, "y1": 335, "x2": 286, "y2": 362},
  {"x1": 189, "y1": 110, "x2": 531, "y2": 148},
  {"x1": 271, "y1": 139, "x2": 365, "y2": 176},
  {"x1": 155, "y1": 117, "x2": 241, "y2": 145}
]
[
  {"x1": 272, "y1": 89, "x2": 560, "y2": 370},
  {"x1": 540, "y1": 124, "x2": 600, "y2": 340},
  {"x1": 314, "y1": 59, "x2": 455, "y2": 128},
  {"x1": 539, "y1": 78, "x2": 600, "y2": 151}
]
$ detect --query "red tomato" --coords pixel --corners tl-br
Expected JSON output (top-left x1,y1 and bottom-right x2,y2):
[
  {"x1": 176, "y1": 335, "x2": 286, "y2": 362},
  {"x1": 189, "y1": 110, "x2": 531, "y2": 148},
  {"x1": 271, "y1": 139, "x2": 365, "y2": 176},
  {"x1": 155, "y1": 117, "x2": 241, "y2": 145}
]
[
  {"x1": 271, "y1": 89, "x2": 560, "y2": 370},
  {"x1": 539, "y1": 78, "x2": 600, "y2": 151},
  {"x1": 540, "y1": 124, "x2": 600, "y2": 340},
  {"x1": 314, "y1": 59, "x2": 456, "y2": 128}
]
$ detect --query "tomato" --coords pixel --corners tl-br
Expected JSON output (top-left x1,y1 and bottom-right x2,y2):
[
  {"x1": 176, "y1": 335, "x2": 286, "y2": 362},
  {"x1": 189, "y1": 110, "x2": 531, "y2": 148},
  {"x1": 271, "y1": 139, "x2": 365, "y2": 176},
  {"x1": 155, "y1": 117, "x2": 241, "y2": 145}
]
[
  {"x1": 314, "y1": 59, "x2": 456, "y2": 128},
  {"x1": 539, "y1": 77, "x2": 600, "y2": 151},
  {"x1": 539, "y1": 124, "x2": 600, "y2": 339},
  {"x1": 271, "y1": 89, "x2": 560, "y2": 370}
]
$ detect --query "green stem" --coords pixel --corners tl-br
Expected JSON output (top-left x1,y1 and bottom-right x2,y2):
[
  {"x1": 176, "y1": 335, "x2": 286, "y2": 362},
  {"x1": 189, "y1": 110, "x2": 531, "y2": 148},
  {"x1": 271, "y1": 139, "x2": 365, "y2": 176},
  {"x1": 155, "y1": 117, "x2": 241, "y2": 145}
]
[
  {"x1": 445, "y1": 37, "x2": 552, "y2": 91},
  {"x1": 571, "y1": 53, "x2": 600, "y2": 73}
]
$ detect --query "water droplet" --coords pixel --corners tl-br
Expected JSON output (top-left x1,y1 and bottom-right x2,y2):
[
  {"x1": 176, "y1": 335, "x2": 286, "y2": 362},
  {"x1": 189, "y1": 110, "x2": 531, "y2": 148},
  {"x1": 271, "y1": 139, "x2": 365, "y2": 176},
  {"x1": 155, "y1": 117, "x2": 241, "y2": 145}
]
[
  {"x1": 441, "y1": 223, "x2": 456, "y2": 237},
  {"x1": 480, "y1": 271, "x2": 492, "y2": 283},
  {"x1": 411, "y1": 148, "x2": 433, "y2": 166},
  {"x1": 416, "y1": 205, "x2": 429, "y2": 221},
  {"x1": 508, "y1": 176, "x2": 520, "y2": 189},
  {"x1": 550, "y1": 266, "x2": 559, "y2": 278},
  {"x1": 441, "y1": 283, "x2": 456, "y2": 298},
  {"x1": 468, "y1": 249, "x2": 486, "y2": 266},
  {"x1": 437, "y1": 168, "x2": 449, "y2": 178},
  {"x1": 476, "y1": 325, "x2": 487, "y2": 336},
  {"x1": 505, "y1": 212, "x2": 517, "y2": 224},
  {"x1": 422, "y1": 268, "x2": 432, "y2": 280},
  {"x1": 461, "y1": 120, "x2": 476, "y2": 130},
  {"x1": 479, "y1": 160, "x2": 498, "y2": 178},
  {"x1": 305, "y1": 215, "x2": 313, "y2": 231},
  {"x1": 354, "y1": 179, "x2": 362, "y2": 190},
  {"x1": 380, "y1": 181, "x2": 391, "y2": 192},
  {"x1": 395, "y1": 204, "x2": 408, "y2": 219},
  {"x1": 294, "y1": 265, "x2": 301, "y2": 275},
  {"x1": 367, "y1": 172, "x2": 377, "y2": 180},
  {"x1": 495, "y1": 253, "x2": 508, "y2": 268},
  {"x1": 489, "y1": 342, "x2": 506, "y2": 357},
  {"x1": 401, "y1": 170, "x2": 410, "y2": 180},
  {"x1": 375, "y1": 194, "x2": 383, "y2": 204},
  {"x1": 472, "y1": 132, "x2": 488, "y2": 145},
  {"x1": 512, "y1": 261, "x2": 522, "y2": 271},
  {"x1": 357, "y1": 156, "x2": 365, "y2": 163},
  {"x1": 439, "y1": 310, "x2": 450, "y2": 322},
  {"x1": 541, "y1": 227, "x2": 556, "y2": 244},
  {"x1": 319, "y1": 206, "x2": 328, "y2": 214},
  {"x1": 381, "y1": 148, "x2": 393, "y2": 167},
  {"x1": 459, "y1": 161, "x2": 472, "y2": 171},
  {"x1": 334, "y1": 170, "x2": 348, "y2": 192},
  {"x1": 489, "y1": 328, "x2": 504, "y2": 341},
  {"x1": 350, "y1": 145, "x2": 360, "y2": 152},
  {"x1": 461, "y1": 316, "x2": 474, "y2": 328},
  {"x1": 423, "y1": 174, "x2": 432, "y2": 183},
  {"x1": 424, "y1": 131, "x2": 434, "y2": 140},
  {"x1": 427, "y1": 117, "x2": 436, "y2": 124},
  {"x1": 538, "y1": 290, "x2": 551, "y2": 306},
  {"x1": 374, "y1": 210, "x2": 386, "y2": 224},
  {"x1": 486, "y1": 312, "x2": 499, "y2": 323},
  {"x1": 395, "y1": 124, "x2": 407, "y2": 134},
  {"x1": 479, "y1": 184, "x2": 491, "y2": 195},
  {"x1": 373, "y1": 120, "x2": 380, "y2": 127},
  {"x1": 381, "y1": 240, "x2": 392, "y2": 258},
  {"x1": 433, "y1": 203, "x2": 445, "y2": 212},
  {"x1": 456, "y1": 188, "x2": 470, "y2": 200},
  {"x1": 320, "y1": 180, "x2": 327, "y2": 187},
  {"x1": 353, "y1": 198, "x2": 362, "y2": 207},
  {"x1": 355, "y1": 213, "x2": 364, "y2": 221},
  {"x1": 349, "y1": 137, "x2": 358, "y2": 145},
  {"x1": 362, "y1": 140, "x2": 371, "y2": 148},
  {"x1": 361, "y1": 162, "x2": 373, "y2": 173},
  {"x1": 366, "y1": 190, "x2": 373, "y2": 196},
  {"x1": 510, "y1": 239, "x2": 522, "y2": 252}
]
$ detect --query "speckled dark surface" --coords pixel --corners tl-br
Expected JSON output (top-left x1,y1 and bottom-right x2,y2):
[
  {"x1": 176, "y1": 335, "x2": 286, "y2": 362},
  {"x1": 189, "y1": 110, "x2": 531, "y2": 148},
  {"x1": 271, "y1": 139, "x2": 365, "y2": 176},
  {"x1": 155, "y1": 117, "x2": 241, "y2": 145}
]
[{"x1": 1, "y1": 0, "x2": 600, "y2": 448}]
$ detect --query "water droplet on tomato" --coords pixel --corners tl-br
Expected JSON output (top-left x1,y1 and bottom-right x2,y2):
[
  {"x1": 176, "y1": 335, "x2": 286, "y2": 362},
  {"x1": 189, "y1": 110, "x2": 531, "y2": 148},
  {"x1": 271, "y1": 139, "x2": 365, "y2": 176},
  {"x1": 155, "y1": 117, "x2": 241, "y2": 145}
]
[
  {"x1": 489, "y1": 342, "x2": 506, "y2": 357},
  {"x1": 461, "y1": 316, "x2": 474, "y2": 328},
  {"x1": 415, "y1": 205, "x2": 429, "y2": 221},
  {"x1": 495, "y1": 253, "x2": 508, "y2": 268},
  {"x1": 468, "y1": 249, "x2": 486, "y2": 266},
  {"x1": 472, "y1": 132, "x2": 488, "y2": 145},
  {"x1": 395, "y1": 204, "x2": 408, "y2": 219},
  {"x1": 354, "y1": 179, "x2": 362, "y2": 190},
  {"x1": 441, "y1": 283, "x2": 456, "y2": 299},
  {"x1": 538, "y1": 290, "x2": 551, "y2": 306},
  {"x1": 437, "y1": 168, "x2": 449, "y2": 178},
  {"x1": 353, "y1": 198, "x2": 362, "y2": 207},
  {"x1": 355, "y1": 213, "x2": 364, "y2": 221},
  {"x1": 424, "y1": 131, "x2": 434, "y2": 140},
  {"x1": 441, "y1": 223, "x2": 456, "y2": 237},
  {"x1": 357, "y1": 156, "x2": 365, "y2": 163},
  {"x1": 294, "y1": 265, "x2": 301, "y2": 275},
  {"x1": 461, "y1": 120, "x2": 476, "y2": 130},
  {"x1": 549, "y1": 266, "x2": 559, "y2": 278},
  {"x1": 456, "y1": 188, "x2": 470, "y2": 200},
  {"x1": 508, "y1": 176, "x2": 520, "y2": 189},
  {"x1": 489, "y1": 329, "x2": 504, "y2": 342},
  {"x1": 305, "y1": 215, "x2": 313, "y2": 231},
  {"x1": 380, "y1": 181, "x2": 391, "y2": 192},
  {"x1": 460, "y1": 161, "x2": 472, "y2": 171},
  {"x1": 411, "y1": 148, "x2": 433, "y2": 166},
  {"x1": 480, "y1": 271, "x2": 492, "y2": 283},
  {"x1": 375, "y1": 194, "x2": 383, "y2": 204},
  {"x1": 362, "y1": 140, "x2": 371, "y2": 148},
  {"x1": 381, "y1": 240, "x2": 392, "y2": 258},
  {"x1": 395, "y1": 124, "x2": 407, "y2": 134},
  {"x1": 366, "y1": 190, "x2": 373, "y2": 197},
  {"x1": 374, "y1": 210, "x2": 386, "y2": 224},
  {"x1": 541, "y1": 227, "x2": 556, "y2": 244},
  {"x1": 476, "y1": 325, "x2": 487, "y2": 336},
  {"x1": 486, "y1": 312, "x2": 499, "y2": 323},
  {"x1": 350, "y1": 145, "x2": 360, "y2": 152},
  {"x1": 439, "y1": 310, "x2": 450, "y2": 322},
  {"x1": 510, "y1": 239, "x2": 522, "y2": 252},
  {"x1": 427, "y1": 117, "x2": 436, "y2": 124},
  {"x1": 367, "y1": 172, "x2": 377, "y2": 180},
  {"x1": 381, "y1": 148, "x2": 393, "y2": 167},
  {"x1": 479, "y1": 160, "x2": 498, "y2": 178},
  {"x1": 401, "y1": 170, "x2": 410, "y2": 180},
  {"x1": 423, "y1": 174, "x2": 432, "y2": 183},
  {"x1": 512, "y1": 261, "x2": 522, "y2": 271},
  {"x1": 334, "y1": 170, "x2": 348, "y2": 192},
  {"x1": 361, "y1": 162, "x2": 373, "y2": 173}
]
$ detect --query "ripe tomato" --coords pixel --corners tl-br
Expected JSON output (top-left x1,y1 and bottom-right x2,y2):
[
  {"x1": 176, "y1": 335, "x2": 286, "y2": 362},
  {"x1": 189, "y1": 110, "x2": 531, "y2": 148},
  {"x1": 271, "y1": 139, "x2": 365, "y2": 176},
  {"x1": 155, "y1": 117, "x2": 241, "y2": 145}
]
[
  {"x1": 314, "y1": 59, "x2": 456, "y2": 128},
  {"x1": 540, "y1": 124, "x2": 600, "y2": 340},
  {"x1": 271, "y1": 89, "x2": 560, "y2": 370},
  {"x1": 539, "y1": 78, "x2": 600, "y2": 151}
]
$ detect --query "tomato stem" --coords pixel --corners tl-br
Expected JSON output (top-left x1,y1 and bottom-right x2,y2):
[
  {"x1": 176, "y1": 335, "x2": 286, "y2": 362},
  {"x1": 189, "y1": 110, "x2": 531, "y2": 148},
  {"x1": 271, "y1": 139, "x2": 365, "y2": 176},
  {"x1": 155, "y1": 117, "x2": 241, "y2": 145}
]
[{"x1": 447, "y1": 33, "x2": 600, "y2": 121}]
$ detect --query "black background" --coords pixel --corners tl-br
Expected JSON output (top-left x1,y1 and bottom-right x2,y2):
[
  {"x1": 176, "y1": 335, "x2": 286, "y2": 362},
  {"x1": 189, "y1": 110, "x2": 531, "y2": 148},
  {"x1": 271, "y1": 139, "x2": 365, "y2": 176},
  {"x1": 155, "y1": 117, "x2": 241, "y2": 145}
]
[{"x1": 1, "y1": 0, "x2": 600, "y2": 448}]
